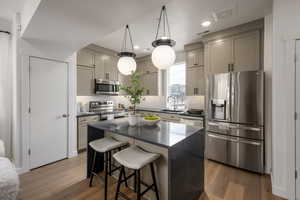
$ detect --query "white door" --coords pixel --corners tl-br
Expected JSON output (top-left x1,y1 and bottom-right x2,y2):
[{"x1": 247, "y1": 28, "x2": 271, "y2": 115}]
[
  {"x1": 29, "y1": 57, "x2": 68, "y2": 169},
  {"x1": 296, "y1": 40, "x2": 300, "y2": 200}
]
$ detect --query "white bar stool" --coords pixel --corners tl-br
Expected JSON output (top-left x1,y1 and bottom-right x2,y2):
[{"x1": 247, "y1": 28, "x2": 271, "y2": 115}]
[
  {"x1": 89, "y1": 137, "x2": 128, "y2": 200},
  {"x1": 113, "y1": 145, "x2": 160, "y2": 200}
]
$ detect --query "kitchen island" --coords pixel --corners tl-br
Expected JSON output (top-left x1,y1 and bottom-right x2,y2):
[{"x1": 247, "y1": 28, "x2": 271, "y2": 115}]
[{"x1": 87, "y1": 118, "x2": 205, "y2": 200}]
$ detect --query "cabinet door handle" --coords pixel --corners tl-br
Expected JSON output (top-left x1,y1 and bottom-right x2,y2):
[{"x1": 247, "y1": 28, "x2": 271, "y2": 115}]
[
  {"x1": 105, "y1": 73, "x2": 109, "y2": 80},
  {"x1": 228, "y1": 64, "x2": 231, "y2": 72},
  {"x1": 146, "y1": 89, "x2": 150, "y2": 95},
  {"x1": 231, "y1": 63, "x2": 234, "y2": 71},
  {"x1": 194, "y1": 88, "x2": 198, "y2": 95}
]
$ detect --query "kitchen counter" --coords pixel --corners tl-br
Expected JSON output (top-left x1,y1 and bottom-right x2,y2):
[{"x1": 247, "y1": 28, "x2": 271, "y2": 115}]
[
  {"x1": 88, "y1": 118, "x2": 203, "y2": 148},
  {"x1": 87, "y1": 118, "x2": 205, "y2": 200}
]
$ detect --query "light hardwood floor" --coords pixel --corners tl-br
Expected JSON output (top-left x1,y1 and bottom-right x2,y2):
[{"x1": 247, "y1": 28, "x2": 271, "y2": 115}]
[{"x1": 19, "y1": 153, "x2": 285, "y2": 200}]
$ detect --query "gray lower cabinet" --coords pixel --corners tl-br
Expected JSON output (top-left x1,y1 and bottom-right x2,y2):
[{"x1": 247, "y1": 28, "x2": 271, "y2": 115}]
[
  {"x1": 77, "y1": 115, "x2": 100, "y2": 151},
  {"x1": 186, "y1": 66, "x2": 205, "y2": 96},
  {"x1": 77, "y1": 66, "x2": 95, "y2": 96}
]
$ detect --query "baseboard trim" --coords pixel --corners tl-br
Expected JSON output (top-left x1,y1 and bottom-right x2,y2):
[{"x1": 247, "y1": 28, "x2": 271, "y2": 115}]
[
  {"x1": 272, "y1": 185, "x2": 288, "y2": 199},
  {"x1": 16, "y1": 167, "x2": 29, "y2": 175},
  {"x1": 68, "y1": 150, "x2": 78, "y2": 158}
]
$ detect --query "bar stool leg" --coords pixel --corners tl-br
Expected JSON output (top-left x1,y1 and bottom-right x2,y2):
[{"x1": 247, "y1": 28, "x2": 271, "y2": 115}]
[
  {"x1": 104, "y1": 152, "x2": 109, "y2": 200},
  {"x1": 137, "y1": 170, "x2": 141, "y2": 200},
  {"x1": 115, "y1": 166, "x2": 124, "y2": 200},
  {"x1": 89, "y1": 150, "x2": 97, "y2": 187},
  {"x1": 109, "y1": 151, "x2": 112, "y2": 176},
  {"x1": 134, "y1": 170, "x2": 137, "y2": 192},
  {"x1": 150, "y1": 163, "x2": 160, "y2": 200}
]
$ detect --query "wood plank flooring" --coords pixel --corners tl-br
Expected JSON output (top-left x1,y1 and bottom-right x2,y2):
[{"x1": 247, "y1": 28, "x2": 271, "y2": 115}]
[{"x1": 19, "y1": 152, "x2": 285, "y2": 200}]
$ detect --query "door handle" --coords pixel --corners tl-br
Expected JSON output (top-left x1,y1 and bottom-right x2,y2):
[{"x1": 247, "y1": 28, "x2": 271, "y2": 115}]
[{"x1": 62, "y1": 114, "x2": 69, "y2": 118}]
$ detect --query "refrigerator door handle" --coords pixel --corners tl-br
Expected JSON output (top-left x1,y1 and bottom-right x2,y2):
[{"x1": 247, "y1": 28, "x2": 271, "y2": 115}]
[
  {"x1": 208, "y1": 133, "x2": 262, "y2": 146},
  {"x1": 228, "y1": 125, "x2": 261, "y2": 132},
  {"x1": 207, "y1": 133, "x2": 238, "y2": 143},
  {"x1": 237, "y1": 138, "x2": 262, "y2": 146}
]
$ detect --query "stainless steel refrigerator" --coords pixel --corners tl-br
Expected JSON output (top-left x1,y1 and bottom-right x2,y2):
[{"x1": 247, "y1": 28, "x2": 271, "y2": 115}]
[{"x1": 206, "y1": 71, "x2": 264, "y2": 173}]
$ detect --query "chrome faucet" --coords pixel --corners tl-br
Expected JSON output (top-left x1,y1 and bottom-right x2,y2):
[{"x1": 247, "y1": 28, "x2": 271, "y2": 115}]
[{"x1": 167, "y1": 96, "x2": 178, "y2": 111}]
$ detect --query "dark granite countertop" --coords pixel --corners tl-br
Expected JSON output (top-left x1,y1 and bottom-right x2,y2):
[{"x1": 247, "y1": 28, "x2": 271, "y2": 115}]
[
  {"x1": 88, "y1": 118, "x2": 204, "y2": 148},
  {"x1": 77, "y1": 112, "x2": 100, "y2": 118}
]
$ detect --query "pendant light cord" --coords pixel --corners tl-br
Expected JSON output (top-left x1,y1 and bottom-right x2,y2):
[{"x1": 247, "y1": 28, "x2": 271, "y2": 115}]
[
  {"x1": 121, "y1": 25, "x2": 134, "y2": 53},
  {"x1": 154, "y1": 5, "x2": 171, "y2": 41}
]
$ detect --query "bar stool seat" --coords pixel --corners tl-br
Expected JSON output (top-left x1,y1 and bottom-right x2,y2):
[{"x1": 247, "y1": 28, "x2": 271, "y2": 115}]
[
  {"x1": 89, "y1": 137, "x2": 127, "y2": 153},
  {"x1": 113, "y1": 145, "x2": 160, "y2": 170},
  {"x1": 113, "y1": 145, "x2": 160, "y2": 200}
]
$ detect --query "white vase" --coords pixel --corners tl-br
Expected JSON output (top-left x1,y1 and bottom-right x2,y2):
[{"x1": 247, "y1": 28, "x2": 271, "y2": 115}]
[{"x1": 128, "y1": 114, "x2": 139, "y2": 126}]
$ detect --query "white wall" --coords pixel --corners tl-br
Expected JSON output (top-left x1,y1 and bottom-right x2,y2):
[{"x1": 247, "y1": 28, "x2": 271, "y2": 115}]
[
  {"x1": 11, "y1": 13, "x2": 78, "y2": 173},
  {"x1": 272, "y1": 0, "x2": 300, "y2": 199}
]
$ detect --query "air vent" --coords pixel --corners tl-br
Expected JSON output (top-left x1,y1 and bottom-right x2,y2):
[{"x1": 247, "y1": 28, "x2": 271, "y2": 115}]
[{"x1": 197, "y1": 30, "x2": 210, "y2": 36}]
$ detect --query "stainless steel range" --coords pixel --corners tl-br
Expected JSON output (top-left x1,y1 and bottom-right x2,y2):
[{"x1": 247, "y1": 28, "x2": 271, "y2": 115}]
[
  {"x1": 89, "y1": 101, "x2": 126, "y2": 120},
  {"x1": 206, "y1": 71, "x2": 264, "y2": 173}
]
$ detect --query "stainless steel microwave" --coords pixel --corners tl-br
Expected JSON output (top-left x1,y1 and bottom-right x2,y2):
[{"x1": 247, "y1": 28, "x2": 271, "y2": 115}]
[{"x1": 95, "y1": 79, "x2": 119, "y2": 95}]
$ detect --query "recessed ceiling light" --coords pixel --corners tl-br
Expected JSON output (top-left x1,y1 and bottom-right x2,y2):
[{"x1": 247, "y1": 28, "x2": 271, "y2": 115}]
[
  {"x1": 134, "y1": 45, "x2": 140, "y2": 50},
  {"x1": 201, "y1": 21, "x2": 211, "y2": 27}
]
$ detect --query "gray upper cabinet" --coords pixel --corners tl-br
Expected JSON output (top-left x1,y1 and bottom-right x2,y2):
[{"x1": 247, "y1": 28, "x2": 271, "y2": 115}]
[
  {"x1": 186, "y1": 66, "x2": 205, "y2": 96},
  {"x1": 141, "y1": 72, "x2": 158, "y2": 96},
  {"x1": 206, "y1": 30, "x2": 261, "y2": 74},
  {"x1": 94, "y1": 54, "x2": 105, "y2": 79},
  {"x1": 118, "y1": 74, "x2": 131, "y2": 95},
  {"x1": 77, "y1": 46, "x2": 120, "y2": 96},
  {"x1": 104, "y1": 56, "x2": 118, "y2": 81},
  {"x1": 232, "y1": 30, "x2": 260, "y2": 72},
  {"x1": 136, "y1": 58, "x2": 158, "y2": 75},
  {"x1": 95, "y1": 54, "x2": 118, "y2": 81},
  {"x1": 208, "y1": 38, "x2": 233, "y2": 73},
  {"x1": 77, "y1": 66, "x2": 94, "y2": 96},
  {"x1": 77, "y1": 49, "x2": 94, "y2": 67},
  {"x1": 186, "y1": 48, "x2": 204, "y2": 68}
]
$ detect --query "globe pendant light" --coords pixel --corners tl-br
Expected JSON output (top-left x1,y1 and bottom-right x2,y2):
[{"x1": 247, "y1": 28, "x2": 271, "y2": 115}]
[
  {"x1": 117, "y1": 25, "x2": 137, "y2": 75},
  {"x1": 151, "y1": 5, "x2": 176, "y2": 70}
]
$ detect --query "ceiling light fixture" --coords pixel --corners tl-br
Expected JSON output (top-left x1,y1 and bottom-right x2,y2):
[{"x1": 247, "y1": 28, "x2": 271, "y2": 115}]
[
  {"x1": 133, "y1": 45, "x2": 140, "y2": 50},
  {"x1": 117, "y1": 25, "x2": 137, "y2": 75},
  {"x1": 201, "y1": 20, "x2": 211, "y2": 27},
  {"x1": 151, "y1": 5, "x2": 176, "y2": 70}
]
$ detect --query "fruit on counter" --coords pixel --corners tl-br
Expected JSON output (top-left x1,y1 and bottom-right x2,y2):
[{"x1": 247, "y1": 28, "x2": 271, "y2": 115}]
[{"x1": 144, "y1": 115, "x2": 160, "y2": 120}]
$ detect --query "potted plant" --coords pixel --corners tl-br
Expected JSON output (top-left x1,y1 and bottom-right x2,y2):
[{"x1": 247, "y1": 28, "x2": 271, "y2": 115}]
[{"x1": 120, "y1": 72, "x2": 145, "y2": 126}]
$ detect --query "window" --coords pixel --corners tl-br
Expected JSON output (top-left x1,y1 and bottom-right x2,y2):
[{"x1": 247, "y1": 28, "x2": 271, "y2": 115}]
[{"x1": 166, "y1": 62, "x2": 186, "y2": 110}]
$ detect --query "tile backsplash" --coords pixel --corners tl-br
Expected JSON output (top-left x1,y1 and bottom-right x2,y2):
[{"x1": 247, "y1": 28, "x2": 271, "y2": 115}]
[{"x1": 76, "y1": 95, "x2": 205, "y2": 112}]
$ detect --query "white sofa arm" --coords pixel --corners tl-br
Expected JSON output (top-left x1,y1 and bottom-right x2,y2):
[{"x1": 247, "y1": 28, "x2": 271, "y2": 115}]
[{"x1": 0, "y1": 140, "x2": 5, "y2": 157}]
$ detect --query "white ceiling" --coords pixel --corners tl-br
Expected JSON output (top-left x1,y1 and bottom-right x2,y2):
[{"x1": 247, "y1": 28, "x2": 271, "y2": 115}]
[
  {"x1": 0, "y1": 0, "x2": 26, "y2": 30},
  {"x1": 22, "y1": 0, "x2": 170, "y2": 53},
  {"x1": 22, "y1": 0, "x2": 272, "y2": 56},
  {"x1": 95, "y1": 0, "x2": 272, "y2": 57}
]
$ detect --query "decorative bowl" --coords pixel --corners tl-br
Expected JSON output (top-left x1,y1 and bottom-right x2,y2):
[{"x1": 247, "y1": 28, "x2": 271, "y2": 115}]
[{"x1": 142, "y1": 116, "x2": 160, "y2": 126}]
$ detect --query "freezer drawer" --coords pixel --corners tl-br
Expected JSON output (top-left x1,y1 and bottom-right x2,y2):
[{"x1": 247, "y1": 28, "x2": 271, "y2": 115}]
[
  {"x1": 206, "y1": 132, "x2": 264, "y2": 173},
  {"x1": 207, "y1": 121, "x2": 263, "y2": 140}
]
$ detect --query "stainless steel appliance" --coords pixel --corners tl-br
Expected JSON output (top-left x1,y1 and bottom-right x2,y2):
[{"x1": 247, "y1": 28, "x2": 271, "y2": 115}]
[
  {"x1": 206, "y1": 71, "x2": 264, "y2": 173},
  {"x1": 95, "y1": 79, "x2": 119, "y2": 95},
  {"x1": 89, "y1": 101, "x2": 126, "y2": 120}
]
